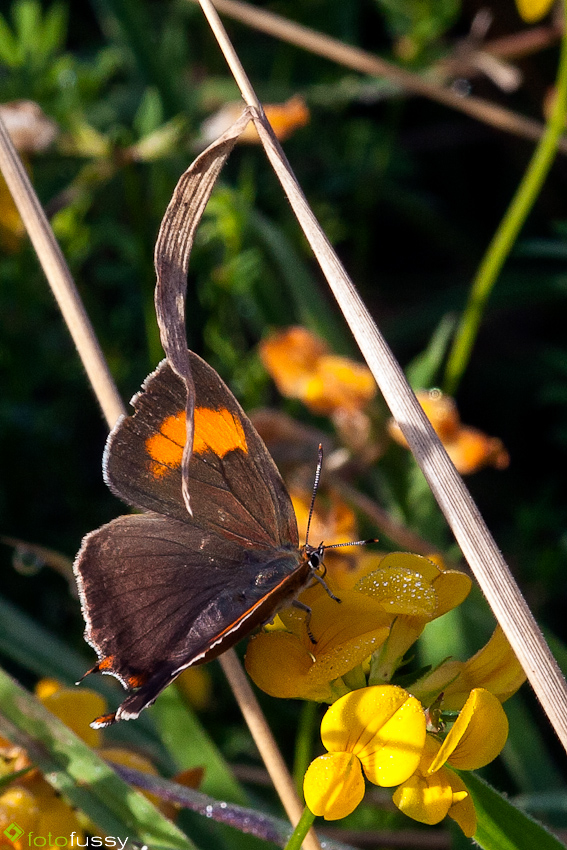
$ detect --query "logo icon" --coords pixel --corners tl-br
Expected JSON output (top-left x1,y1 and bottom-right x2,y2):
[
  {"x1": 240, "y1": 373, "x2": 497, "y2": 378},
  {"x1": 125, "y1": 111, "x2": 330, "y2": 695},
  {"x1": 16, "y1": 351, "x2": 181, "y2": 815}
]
[{"x1": 3, "y1": 823, "x2": 24, "y2": 843}]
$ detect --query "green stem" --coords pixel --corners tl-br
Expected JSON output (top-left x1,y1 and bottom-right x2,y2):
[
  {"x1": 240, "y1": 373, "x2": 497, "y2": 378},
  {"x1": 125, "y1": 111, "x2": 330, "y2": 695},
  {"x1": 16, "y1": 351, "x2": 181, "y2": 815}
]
[
  {"x1": 292, "y1": 700, "x2": 319, "y2": 794},
  {"x1": 443, "y1": 11, "x2": 567, "y2": 397},
  {"x1": 284, "y1": 806, "x2": 317, "y2": 850}
]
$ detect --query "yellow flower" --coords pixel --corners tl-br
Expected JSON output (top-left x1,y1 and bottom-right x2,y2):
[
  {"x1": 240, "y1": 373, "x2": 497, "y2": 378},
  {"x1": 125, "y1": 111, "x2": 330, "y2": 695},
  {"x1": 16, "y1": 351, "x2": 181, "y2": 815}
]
[
  {"x1": 245, "y1": 589, "x2": 393, "y2": 701},
  {"x1": 35, "y1": 678, "x2": 108, "y2": 749},
  {"x1": 393, "y1": 688, "x2": 509, "y2": 836},
  {"x1": 246, "y1": 551, "x2": 472, "y2": 700},
  {"x1": 176, "y1": 666, "x2": 213, "y2": 712},
  {"x1": 412, "y1": 625, "x2": 526, "y2": 710},
  {"x1": 357, "y1": 553, "x2": 472, "y2": 681},
  {"x1": 304, "y1": 685, "x2": 426, "y2": 820},
  {"x1": 515, "y1": 0, "x2": 555, "y2": 22},
  {"x1": 0, "y1": 787, "x2": 39, "y2": 846},
  {"x1": 0, "y1": 779, "x2": 85, "y2": 847}
]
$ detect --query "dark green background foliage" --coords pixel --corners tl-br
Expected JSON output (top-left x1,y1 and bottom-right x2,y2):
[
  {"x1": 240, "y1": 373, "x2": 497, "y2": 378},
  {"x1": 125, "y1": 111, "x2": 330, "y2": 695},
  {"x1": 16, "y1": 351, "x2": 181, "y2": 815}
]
[{"x1": 1, "y1": 0, "x2": 567, "y2": 841}]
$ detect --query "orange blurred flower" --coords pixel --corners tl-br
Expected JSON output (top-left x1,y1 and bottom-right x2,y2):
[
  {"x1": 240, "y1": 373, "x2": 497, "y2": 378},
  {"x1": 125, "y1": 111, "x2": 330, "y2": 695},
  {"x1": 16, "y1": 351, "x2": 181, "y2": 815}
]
[
  {"x1": 259, "y1": 326, "x2": 376, "y2": 415},
  {"x1": 388, "y1": 389, "x2": 509, "y2": 475},
  {"x1": 198, "y1": 96, "x2": 309, "y2": 147}
]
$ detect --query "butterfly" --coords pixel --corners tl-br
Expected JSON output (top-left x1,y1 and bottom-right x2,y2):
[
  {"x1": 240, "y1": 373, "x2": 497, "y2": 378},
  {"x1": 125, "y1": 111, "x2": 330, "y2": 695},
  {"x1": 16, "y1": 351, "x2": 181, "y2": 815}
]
[{"x1": 74, "y1": 351, "x2": 340, "y2": 727}]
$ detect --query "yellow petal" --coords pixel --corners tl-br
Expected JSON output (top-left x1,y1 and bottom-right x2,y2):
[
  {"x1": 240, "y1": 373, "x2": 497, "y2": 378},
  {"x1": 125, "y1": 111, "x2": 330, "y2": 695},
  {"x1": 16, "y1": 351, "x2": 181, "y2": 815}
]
[
  {"x1": 361, "y1": 552, "x2": 471, "y2": 619},
  {"x1": 446, "y1": 770, "x2": 477, "y2": 837},
  {"x1": 392, "y1": 768, "x2": 453, "y2": 825},
  {"x1": 303, "y1": 752, "x2": 365, "y2": 820},
  {"x1": 433, "y1": 570, "x2": 472, "y2": 617},
  {"x1": 35, "y1": 677, "x2": 62, "y2": 700},
  {"x1": 321, "y1": 686, "x2": 426, "y2": 786},
  {"x1": 36, "y1": 795, "x2": 84, "y2": 843},
  {"x1": 38, "y1": 686, "x2": 107, "y2": 748},
  {"x1": 429, "y1": 688, "x2": 508, "y2": 772},
  {"x1": 245, "y1": 631, "x2": 334, "y2": 701},
  {"x1": 370, "y1": 614, "x2": 427, "y2": 681},
  {"x1": 246, "y1": 591, "x2": 392, "y2": 701},
  {"x1": 314, "y1": 355, "x2": 376, "y2": 413},
  {"x1": 410, "y1": 659, "x2": 463, "y2": 707},
  {"x1": 290, "y1": 490, "x2": 358, "y2": 551},
  {"x1": 0, "y1": 786, "x2": 39, "y2": 833},
  {"x1": 264, "y1": 96, "x2": 310, "y2": 142},
  {"x1": 372, "y1": 552, "x2": 439, "y2": 581},
  {"x1": 444, "y1": 427, "x2": 509, "y2": 475},
  {"x1": 389, "y1": 390, "x2": 460, "y2": 447},
  {"x1": 442, "y1": 626, "x2": 526, "y2": 711},
  {"x1": 176, "y1": 665, "x2": 213, "y2": 711},
  {"x1": 356, "y1": 565, "x2": 437, "y2": 617},
  {"x1": 515, "y1": 0, "x2": 555, "y2": 22},
  {"x1": 259, "y1": 326, "x2": 327, "y2": 398}
]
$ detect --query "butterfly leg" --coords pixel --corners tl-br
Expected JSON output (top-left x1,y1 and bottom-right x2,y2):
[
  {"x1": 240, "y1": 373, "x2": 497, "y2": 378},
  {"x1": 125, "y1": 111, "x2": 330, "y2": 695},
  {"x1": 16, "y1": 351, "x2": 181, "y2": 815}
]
[{"x1": 291, "y1": 599, "x2": 316, "y2": 644}]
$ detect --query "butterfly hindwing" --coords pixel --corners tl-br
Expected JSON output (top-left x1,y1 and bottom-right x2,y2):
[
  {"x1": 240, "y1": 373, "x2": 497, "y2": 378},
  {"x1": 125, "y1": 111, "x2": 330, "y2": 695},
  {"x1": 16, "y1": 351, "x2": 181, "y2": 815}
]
[{"x1": 75, "y1": 511, "x2": 308, "y2": 722}]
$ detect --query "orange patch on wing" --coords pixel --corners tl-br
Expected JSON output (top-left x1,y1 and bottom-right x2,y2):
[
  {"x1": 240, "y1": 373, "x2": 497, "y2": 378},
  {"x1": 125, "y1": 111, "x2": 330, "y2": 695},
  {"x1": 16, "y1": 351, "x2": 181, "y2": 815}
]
[
  {"x1": 193, "y1": 406, "x2": 248, "y2": 457},
  {"x1": 126, "y1": 673, "x2": 147, "y2": 688},
  {"x1": 145, "y1": 407, "x2": 248, "y2": 478},
  {"x1": 146, "y1": 410, "x2": 186, "y2": 478}
]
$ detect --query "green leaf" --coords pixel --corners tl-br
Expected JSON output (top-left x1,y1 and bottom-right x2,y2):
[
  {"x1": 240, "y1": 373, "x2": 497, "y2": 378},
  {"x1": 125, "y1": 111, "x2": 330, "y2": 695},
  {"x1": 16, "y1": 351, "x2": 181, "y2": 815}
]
[
  {"x1": 39, "y1": 2, "x2": 67, "y2": 59},
  {"x1": 0, "y1": 667, "x2": 196, "y2": 850},
  {"x1": 251, "y1": 210, "x2": 353, "y2": 355},
  {"x1": 0, "y1": 12, "x2": 21, "y2": 66},
  {"x1": 13, "y1": 0, "x2": 41, "y2": 56},
  {"x1": 151, "y1": 684, "x2": 247, "y2": 804},
  {"x1": 134, "y1": 86, "x2": 164, "y2": 138},
  {"x1": 373, "y1": 0, "x2": 460, "y2": 56},
  {"x1": 502, "y1": 693, "x2": 564, "y2": 792},
  {"x1": 462, "y1": 771, "x2": 565, "y2": 850},
  {"x1": 406, "y1": 313, "x2": 456, "y2": 389},
  {"x1": 0, "y1": 595, "x2": 173, "y2": 765}
]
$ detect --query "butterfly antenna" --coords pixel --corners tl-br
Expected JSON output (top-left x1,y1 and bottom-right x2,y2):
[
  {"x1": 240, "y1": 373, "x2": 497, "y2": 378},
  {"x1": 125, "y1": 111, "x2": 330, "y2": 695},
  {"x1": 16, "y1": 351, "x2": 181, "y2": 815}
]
[
  {"x1": 305, "y1": 444, "x2": 324, "y2": 547},
  {"x1": 324, "y1": 537, "x2": 379, "y2": 551}
]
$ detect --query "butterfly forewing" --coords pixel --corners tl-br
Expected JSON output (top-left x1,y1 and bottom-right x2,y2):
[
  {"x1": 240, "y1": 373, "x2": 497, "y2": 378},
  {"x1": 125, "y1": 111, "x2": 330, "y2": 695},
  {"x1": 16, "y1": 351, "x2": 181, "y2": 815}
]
[{"x1": 104, "y1": 354, "x2": 298, "y2": 549}]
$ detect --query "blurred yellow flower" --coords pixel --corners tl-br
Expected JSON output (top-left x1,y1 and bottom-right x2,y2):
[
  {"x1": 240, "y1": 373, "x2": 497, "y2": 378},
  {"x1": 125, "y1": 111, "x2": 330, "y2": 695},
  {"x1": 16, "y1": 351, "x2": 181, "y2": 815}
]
[
  {"x1": 176, "y1": 665, "x2": 214, "y2": 712},
  {"x1": 515, "y1": 0, "x2": 555, "y2": 22},
  {"x1": 290, "y1": 489, "x2": 366, "y2": 588},
  {"x1": 0, "y1": 779, "x2": 84, "y2": 848},
  {"x1": 35, "y1": 679, "x2": 107, "y2": 749},
  {"x1": 304, "y1": 685, "x2": 426, "y2": 819}
]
